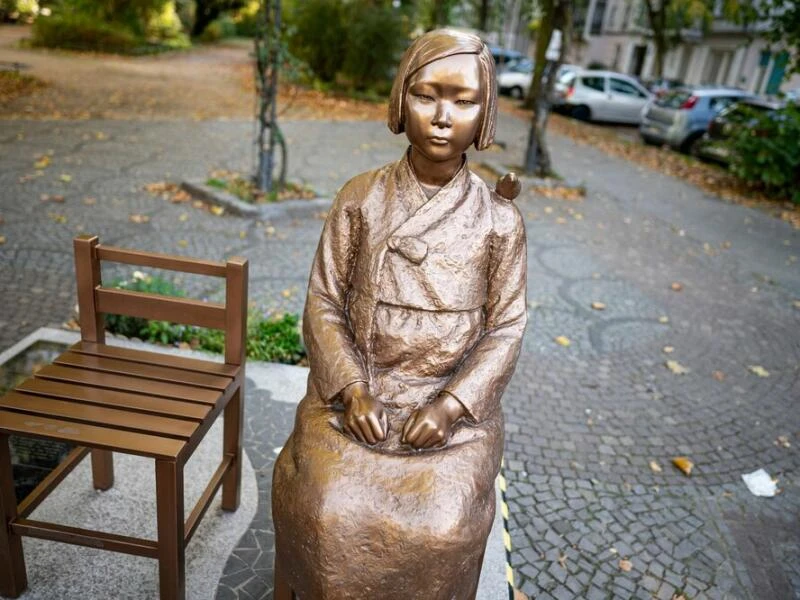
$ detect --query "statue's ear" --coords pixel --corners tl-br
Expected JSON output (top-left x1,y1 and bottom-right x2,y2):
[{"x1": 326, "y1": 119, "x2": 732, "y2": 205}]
[{"x1": 495, "y1": 172, "x2": 520, "y2": 201}]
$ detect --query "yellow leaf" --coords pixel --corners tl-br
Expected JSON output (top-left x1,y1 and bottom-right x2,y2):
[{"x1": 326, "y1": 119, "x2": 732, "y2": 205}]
[
  {"x1": 665, "y1": 360, "x2": 690, "y2": 375},
  {"x1": 0, "y1": 235, "x2": 6, "y2": 245},
  {"x1": 671, "y1": 282, "x2": 683, "y2": 291},
  {"x1": 265, "y1": 226, "x2": 276, "y2": 235},
  {"x1": 649, "y1": 460, "x2": 662, "y2": 474},
  {"x1": 554, "y1": 335, "x2": 571, "y2": 347},
  {"x1": 748, "y1": 365, "x2": 770, "y2": 377},
  {"x1": 281, "y1": 288, "x2": 293, "y2": 298},
  {"x1": 618, "y1": 559, "x2": 632, "y2": 572},
  {"x1": 663, "y1": 346, "x2": 674, "y2": 354},
  {"x1": 48, "y1": 212, "x2": 67, "y2": 224},
  {"x1": 239, "y1": 230, "x2": 247, "y2": 239},
  {"x1": 95, "y1": 131, "x2": 108, "y2": 140},
  {"x1": 544, "y1": 206, "x2": 553, "y2": 214},
  {"x1": 178, "y1": 213, "x2": 189, "y2": 222},
  {"x1": 34, "y1": 155, "x2": 50, "y2": 169},
  {"x1": 59, "y1": 174, "x2": 72, "y2": 183},
  {"x1": 672, "y1": 456, "x2": 694, "y2": 476},
  {"x1": 658, "y1": 316, "x2": 670, "y2": 324},
  {"x1": 591, "y1": 302, "x2": 606, "y2": 310},
  {"x1": 210, "y1": 205, "x2": 225, "y2": 216},
  {"x1": 129, "y1": 214, "x2": 150, "y2": 224},
  {"x1": 177, "y1": 240, "x2": 188, "y2": 248}
]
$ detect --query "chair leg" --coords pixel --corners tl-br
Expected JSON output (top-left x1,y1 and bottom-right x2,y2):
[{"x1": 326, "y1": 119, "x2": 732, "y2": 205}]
[
  {"x1": 221, "y1": 386, "x2": 244, "y2": 511},
  {"x1": 91, "y1": 449, "x2": 114, "y2": 490},
  {"x1": 155, "y1": 460, "x2": 185, "y2": 600},
  {"x1": 0, "y1": 434, "x2": 27, "y2": 598},
  {"x1": 274, "y1": 556, "x2": 294, "y2": 600}
]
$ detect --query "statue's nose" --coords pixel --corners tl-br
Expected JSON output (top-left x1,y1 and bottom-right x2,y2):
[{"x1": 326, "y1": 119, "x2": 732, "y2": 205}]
[{"x1": 432, "y1": 104, "x2": 452, "y2": 128}]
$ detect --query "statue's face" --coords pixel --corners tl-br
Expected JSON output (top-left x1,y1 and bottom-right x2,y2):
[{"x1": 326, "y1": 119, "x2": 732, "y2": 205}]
[{"x1": 404, "y1": 53, "x2": 483, "y2": 163}]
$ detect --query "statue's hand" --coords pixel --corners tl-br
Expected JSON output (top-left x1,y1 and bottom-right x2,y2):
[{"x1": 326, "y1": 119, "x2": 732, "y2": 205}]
[
  {"x1": 402, "y1": 392, "x2": 466, "y2": 450},
  {"x1": 342, "y1": 382, "x2": 388, "y2": 445}
]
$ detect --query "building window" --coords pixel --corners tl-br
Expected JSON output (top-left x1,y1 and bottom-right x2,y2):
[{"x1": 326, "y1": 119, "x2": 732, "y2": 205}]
[{"x1": 591, "y1": 0, "x2": 608, "y2": 34}]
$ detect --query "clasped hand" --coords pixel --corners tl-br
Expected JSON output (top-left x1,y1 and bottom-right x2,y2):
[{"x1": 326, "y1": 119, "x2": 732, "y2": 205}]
[{"x1": 341, "y1": 382, "x2": 465, "y2": 449}]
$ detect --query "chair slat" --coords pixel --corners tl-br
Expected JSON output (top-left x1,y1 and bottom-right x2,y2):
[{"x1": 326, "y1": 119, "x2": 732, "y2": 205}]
[
  {"x1": 0, "y1": 410, "x2": 183, "y2": 459},
  {"x1": 16, "y1": 379, "x2": 209, "y2": 420},
  {"x1": 1, "y1": 392, "x2": 196, "y2": 439},
  {"x1": 95, "y1": 288, "x2": 226, "y2": 330},
  {"x1": 70, "y1": 342, "x2": 239, "y2": 377},
  {"x1": 35, "y1": 365, "x2": 220, "y2": 404},
  {"x1": 96, "y1": 245, "x2": 228, "y2": 278},
  {"x1": 55, "y1": 352, "x2": 232, "y2": 390}
]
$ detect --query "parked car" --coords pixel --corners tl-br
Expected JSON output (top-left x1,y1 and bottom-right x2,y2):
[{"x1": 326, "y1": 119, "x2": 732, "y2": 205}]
[
  {"x1": 497, "y1": 61, "x2": 579, "y2": 100},
  {"x1": 552, "y1": 70, "x2": 652, "y2": 124},
  {"x1": 489, "y1": 46, "x2": 524, "y2": 71},
  {"x1": 694, "y1": 98, "x2": 785, "y2": 165},
  {"x1": 639, "y1": 86, "x2": 755, "y2": 153},
  {"x1": 497, "y1": 59, "x2": 534, "y2": 98}
]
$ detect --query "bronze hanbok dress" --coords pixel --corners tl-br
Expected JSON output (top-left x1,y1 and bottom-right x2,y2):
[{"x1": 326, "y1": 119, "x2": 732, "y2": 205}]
[{"x1": 272, "y1": 150, "x2": 527, "y2": 600}]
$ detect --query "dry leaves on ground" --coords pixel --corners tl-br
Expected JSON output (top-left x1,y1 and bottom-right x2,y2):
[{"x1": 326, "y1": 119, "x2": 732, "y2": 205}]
[
  {"x1": 618, "y1": 559, "x2": 633, "y2": 572},
  {"x1": 649, "y1": 460, "x2": 663, "y2": 474},
  {"x1": 775, "y1": 435, "x2": 791, "y2": 448},
  {"x1": 666, "y1": 360, "x2": 690, "y2": 375},
  {"x1": 129, "y1": 214, "x2": 150, "y2": 224},
  {"x1": 672, "y1": 456, "x2": 694, "y2": 476},
  {"x1": 748, "y1": 365, "x2": 770, "y2": 377},
  {"x1": 554, "y1": 335, "x2": 571, "y2": 347},
  {"x1": 0, "y1": 71, "x2": 46, "y2": 106},
  {"x1": 591, "y1": 301, "x2": 606, "y2": 310},
  {"x1": 498, "y1": 98, "x2": 800, "y2": 229}
]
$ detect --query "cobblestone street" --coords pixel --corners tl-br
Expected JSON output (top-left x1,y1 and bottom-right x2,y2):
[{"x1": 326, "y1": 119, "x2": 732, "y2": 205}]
[{"x1": 0, "y1": 113, "x2": 798, "y2": 599}]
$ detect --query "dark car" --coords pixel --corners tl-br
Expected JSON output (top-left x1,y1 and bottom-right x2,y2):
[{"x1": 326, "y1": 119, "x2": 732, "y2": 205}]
[{"x1": 694, "y1": 98, "x2": 785, "y2": 165}]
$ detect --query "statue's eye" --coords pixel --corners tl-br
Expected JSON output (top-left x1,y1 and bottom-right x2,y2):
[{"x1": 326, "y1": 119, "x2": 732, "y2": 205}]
[
  {"x1": 415, "y1": 94, "x2": 435, "y2": 102},
  {"x1": 456, "y1": 99, "x2": 476, "y2": 106}
]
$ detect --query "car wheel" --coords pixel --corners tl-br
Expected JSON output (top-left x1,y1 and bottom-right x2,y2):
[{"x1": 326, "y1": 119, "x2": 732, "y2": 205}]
[
  {"x1": 510, "y1": 86, "x2": 524, "y2": 99},
  {"x1": 641, "y1": 135, "x2": 658, "y2": 146},
  {"x1": 679, "y1": 132, "x2": 704, "y2": 155},
  {"x1": 571, "y1": 105, "x2": 591, "y2": 121}
]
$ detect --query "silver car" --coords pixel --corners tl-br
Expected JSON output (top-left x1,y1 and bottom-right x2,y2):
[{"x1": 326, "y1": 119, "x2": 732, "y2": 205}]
[
  {"x1": 553, "y1": 70, "x2": 652, "y2": 124},
  {"x1": 639, "y1": 87, "x2": 755, "y2": 153}
]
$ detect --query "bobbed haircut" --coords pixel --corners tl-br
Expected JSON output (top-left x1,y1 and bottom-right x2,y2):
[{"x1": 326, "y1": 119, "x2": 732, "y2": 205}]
[{"x1": 388, "y1": 29, "x2": 497, "y2": 151}]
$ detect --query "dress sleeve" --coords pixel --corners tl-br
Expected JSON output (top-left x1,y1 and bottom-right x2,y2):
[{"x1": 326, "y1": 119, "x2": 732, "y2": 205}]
[
  {"x1": 303, "y1": 187, "x2": 369, "y2": 402},
  {"x1": 443, "y1": 203, "x2": 527, "y2": 423}
]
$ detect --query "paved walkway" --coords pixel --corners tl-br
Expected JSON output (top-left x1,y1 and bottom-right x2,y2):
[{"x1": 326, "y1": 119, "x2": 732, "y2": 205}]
[{"x1": 0, "y1": 114, "x2": 798, "y2": 599}]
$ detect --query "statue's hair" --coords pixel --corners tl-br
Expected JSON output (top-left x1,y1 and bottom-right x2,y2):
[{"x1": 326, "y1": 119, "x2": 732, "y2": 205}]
[{"x1": 388, "y1": 29, "x2": 497, "y2": 151}]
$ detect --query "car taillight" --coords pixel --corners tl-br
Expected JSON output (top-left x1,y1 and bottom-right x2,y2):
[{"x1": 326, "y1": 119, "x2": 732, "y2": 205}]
[
  {"x1": 566, "y1": 86, "x2": 574, "y2": 99},
  {"x1": 680, "y1": 95, "x2": 698, "y2": 110}
]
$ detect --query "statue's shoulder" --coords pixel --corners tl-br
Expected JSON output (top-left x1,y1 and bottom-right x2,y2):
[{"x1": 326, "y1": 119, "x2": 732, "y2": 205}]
[{"x1": 335, "y1": 163, "x2": 395, "y2": 208}]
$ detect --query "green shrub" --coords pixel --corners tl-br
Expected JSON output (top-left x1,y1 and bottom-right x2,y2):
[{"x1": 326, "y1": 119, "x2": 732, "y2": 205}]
[
  {"x1": 727, "y1": 104, "x2": 800, "y2": 204},
  {"x1": 104, "y1": 273, "x2": 306, "y2": 364},
  {"x1": 340, "y1": 1, "x2": 407, "y2": 91},
  {"x1": 199, "y1": 14, "x2": 236, "y2": 42},
  {"x1": 31, "y1": 13, "x2": 140, "y2": 53},
  {"x1": 287, "y1": 0, "x2": 347, "y2": 83}
]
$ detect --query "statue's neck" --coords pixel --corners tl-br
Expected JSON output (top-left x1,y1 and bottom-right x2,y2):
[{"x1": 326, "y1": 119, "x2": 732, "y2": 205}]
[{"x1": 408, "y1": 147, "x2": 464, "y2": 189}]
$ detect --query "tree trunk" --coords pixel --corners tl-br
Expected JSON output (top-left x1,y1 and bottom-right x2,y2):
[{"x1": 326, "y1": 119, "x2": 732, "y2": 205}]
[
  {"x1": 479, "y1": 0, "x2": 491, "y2": 32},
  {"x1": 643, "y1": 0, "x2": 667, "y2": 78},
  {"x1": 255, "y1": 0, "x2": 285, "y2": 193},
  {"x1": 192, "y1": 3, "x2": 221, "y2": 37}
]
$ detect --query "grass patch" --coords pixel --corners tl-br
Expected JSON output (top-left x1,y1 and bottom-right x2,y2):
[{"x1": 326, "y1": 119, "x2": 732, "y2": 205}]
[
  {"x1": 206, "y1": 170, "x2": 316, "y2": 204},
  {"x1": 0, "y1": 71, "x2": 46, "y2": 104},
  {"x1": 104, "y1": 272, "x2": 306, "y2": 365}
]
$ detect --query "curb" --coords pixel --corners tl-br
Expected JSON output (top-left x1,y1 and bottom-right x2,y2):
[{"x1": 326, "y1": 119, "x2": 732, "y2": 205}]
[{"x1": 181, "y1": 180, "x2": 332, "y2": 220}]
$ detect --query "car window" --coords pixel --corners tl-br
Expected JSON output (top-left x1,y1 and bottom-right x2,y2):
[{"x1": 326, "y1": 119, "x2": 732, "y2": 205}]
[
  {"x1": 657, "y1": 90, "x2": 692, "y2": 108},
  {"x1": 581, "y1": 76, "x2": 605, "y2": 92},
  {"x1": 610, "y1": 78, "x2": 645, "y2": 97}
]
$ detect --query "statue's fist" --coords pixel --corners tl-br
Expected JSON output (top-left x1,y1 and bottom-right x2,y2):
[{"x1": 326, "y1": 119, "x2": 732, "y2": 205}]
[
  {"x1": 342, "y1": 382, "x2": 388, "y2": 445},
  {"x1": 402, "y1": 393, "x2": 466, "y2": 450},
  {"x1": 495, "y1": 172, "x2": 521, "y2": 201}
]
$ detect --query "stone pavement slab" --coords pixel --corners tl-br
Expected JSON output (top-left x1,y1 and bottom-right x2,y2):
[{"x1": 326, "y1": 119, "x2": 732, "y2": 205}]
[{"x1": 1, "y1": 114, "x2": 798, "y2": 599}]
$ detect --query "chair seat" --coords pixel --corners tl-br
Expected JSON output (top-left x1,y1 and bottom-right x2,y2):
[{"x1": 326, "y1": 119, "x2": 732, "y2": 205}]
[{"x1": 0, "y1": 342, "x2": 240, "y2": 460}]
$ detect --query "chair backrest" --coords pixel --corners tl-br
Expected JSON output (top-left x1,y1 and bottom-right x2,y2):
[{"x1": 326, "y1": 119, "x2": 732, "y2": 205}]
[{"x1": 73, "y1": 234, "x2": 248, "y2": 366}]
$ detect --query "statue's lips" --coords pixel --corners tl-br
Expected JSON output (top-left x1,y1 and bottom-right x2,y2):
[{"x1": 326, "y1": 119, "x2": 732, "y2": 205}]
[{"x1": 428, "y1": 136, "x2": 450, "y2": 145}]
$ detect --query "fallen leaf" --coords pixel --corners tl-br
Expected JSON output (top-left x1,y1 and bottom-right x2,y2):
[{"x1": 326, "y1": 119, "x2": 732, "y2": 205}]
[
  {"x1": 129, "y1": 214, "x2": 150, "y2": 224},
  {"x1": 775, "y1": 435, "x2": 791, "y2": 448},
  {"x1": 557, "y1": 552, "x2": 567, "y2": 569},
  {"x1": 210, "y1": 205, "x2": 225, "y2": 216},
  {"x1": 672, "y1": 456, "x2": 694, "y2": 476},
  {"x1": 793, "y1": 300, "x2": 800, "y2": 309},
  {"x1": 555, "y1": 217, "x2": 567, "y2": 224},
  {"x1": 0, "y1": 235, "x2": 6, "y2": 245},
  {"x1": 658, "y1": 316, "x2": 670, "y2": 324},
  {"x1": 179, "y1": 213, "x2": 189, "y2": 222},
  {"x1": 47, "y1": 212, "x2": 67, "y2": 224},
  {"x1": 666, "y1": 360, "x2": 690, "y2": 375},
  {"x1": 649, "y1": 460, "x2": 663, "y2": 474},
  {"x1": 748, "y1": 365, "x2": 770, "y2": 377},
  {"x1": 41, "y1": 194, "x2": 65, "y2": 203},
  {"x1": 59, "y1": 174, "x2": 72, "y2": 183},
  {"x1": 544, "y1": 206, "x2": 553, "y2": 214},
  {"x1": 34, "y1": 155, "x2": 50, "y2": 169},
  {"x1": 192, "y1": 200, "x2": 204, "y2": 208},
  {"x1": 663, "y1": 346, "x2": 674, "y2": 354},
  {"x1": 555, "y1": 335, "x2": 571, "y2": 347},
  {"x1": 591, "y1": 302, "x2": 606, "y2": 310},
  {"x1": 177, "y1": 240, "x2": 188, "y2": 248},
  {"x1": 82, "y1": 197, "x2": 97, "y2": 205},
  {"x1": 513, "y1": 590, "x2": 529, "y2": 600},
  {"x1": 671, "y1": 282, "x2": 683, "y2": 292},
  {"x1": 671, "y1": 594, "x2": 688, "y2": 600},
  {"x1": 239, "y1": 230, "x2": 247, "y2": 239},
  {"x1": 171, "y1": 190, "x2": 191, "y2": 203},
  {"x1": 712, "y1": 370, "x2": 725, "y2": 381},
  {"x1": 95, "y1": 131, "x2": 108, "y2": 140},
  {"x1": 618, "y1": 559, "x2": 632, "y2": 572}
]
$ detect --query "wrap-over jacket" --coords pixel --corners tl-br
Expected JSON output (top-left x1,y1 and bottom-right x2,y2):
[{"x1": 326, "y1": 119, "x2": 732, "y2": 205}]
[{"x1": 272, "y1": 150, "x2": 527, "y2": 600}]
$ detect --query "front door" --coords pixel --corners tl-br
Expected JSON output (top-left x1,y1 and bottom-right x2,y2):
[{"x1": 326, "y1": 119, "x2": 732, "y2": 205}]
[{"x1": 607, "y1": 77, "x2": 649, "y2": 123}]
